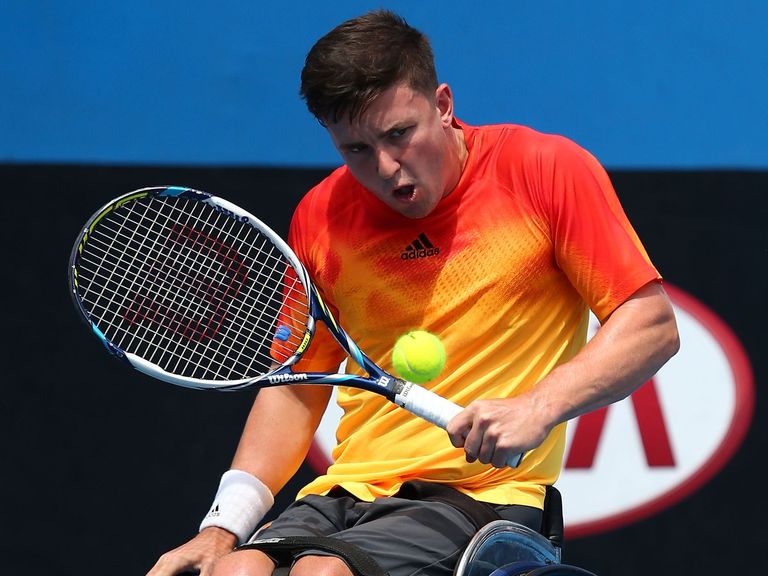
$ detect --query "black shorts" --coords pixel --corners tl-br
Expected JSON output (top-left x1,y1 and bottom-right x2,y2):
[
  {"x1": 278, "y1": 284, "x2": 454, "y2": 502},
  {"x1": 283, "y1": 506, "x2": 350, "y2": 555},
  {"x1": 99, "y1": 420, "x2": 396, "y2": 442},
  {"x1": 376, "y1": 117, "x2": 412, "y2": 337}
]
[{"x1": 244, "y1": 484, "x2": 542, "y2": 576}]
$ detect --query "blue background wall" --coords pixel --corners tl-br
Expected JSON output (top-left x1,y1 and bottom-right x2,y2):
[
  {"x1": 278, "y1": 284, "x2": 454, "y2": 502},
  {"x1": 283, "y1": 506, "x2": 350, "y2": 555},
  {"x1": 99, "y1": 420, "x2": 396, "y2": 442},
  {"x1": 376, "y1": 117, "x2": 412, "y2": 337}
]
[{"x1": 2, "y1": 0, "x2": 767, "y2": 168}]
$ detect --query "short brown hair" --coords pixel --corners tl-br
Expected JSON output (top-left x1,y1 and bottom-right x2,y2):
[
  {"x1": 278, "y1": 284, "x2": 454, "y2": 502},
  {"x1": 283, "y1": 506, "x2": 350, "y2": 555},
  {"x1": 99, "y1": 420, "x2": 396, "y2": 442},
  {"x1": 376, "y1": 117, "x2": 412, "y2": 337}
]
[{"x1": 300, "y1": 10, "x2": 438, "y2": 125}]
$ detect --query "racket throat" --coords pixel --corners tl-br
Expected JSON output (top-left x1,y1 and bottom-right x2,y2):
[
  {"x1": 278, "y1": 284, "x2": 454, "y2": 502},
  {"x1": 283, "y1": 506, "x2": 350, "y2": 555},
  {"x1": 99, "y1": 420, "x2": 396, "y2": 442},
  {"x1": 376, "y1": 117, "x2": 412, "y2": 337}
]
[{"x1": 390, "y1": 378, "x2": 411, "y2": 404}]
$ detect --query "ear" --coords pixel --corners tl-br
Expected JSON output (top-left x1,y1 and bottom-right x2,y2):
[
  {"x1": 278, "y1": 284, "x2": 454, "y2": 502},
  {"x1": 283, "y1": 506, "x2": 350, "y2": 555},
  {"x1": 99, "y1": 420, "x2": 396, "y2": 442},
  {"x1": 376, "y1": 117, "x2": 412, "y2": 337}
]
[{"x1": 435, "y1": 83, "x2": 455, "y2": 128}]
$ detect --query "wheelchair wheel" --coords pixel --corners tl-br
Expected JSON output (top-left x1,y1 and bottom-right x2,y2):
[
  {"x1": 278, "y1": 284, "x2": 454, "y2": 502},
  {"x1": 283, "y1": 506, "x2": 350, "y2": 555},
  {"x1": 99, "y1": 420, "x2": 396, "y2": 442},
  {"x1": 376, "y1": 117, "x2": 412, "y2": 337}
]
[{"x1": 491, "y1": 562, "x2": 598, "y2": 576}]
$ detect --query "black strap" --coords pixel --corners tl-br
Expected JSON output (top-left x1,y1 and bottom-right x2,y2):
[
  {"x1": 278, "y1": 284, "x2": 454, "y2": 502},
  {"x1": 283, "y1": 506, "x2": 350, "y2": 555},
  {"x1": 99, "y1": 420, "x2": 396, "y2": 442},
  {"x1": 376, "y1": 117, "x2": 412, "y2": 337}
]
[
  {"x1": 394, "y1": 480, "x2": 502, "y2": 531},
  {"x1": 542, "y1": 485, "x2": 564, "y2": 550},
  {"x1": 238, "y1": 536, "x2": 387, "y2": 576}
]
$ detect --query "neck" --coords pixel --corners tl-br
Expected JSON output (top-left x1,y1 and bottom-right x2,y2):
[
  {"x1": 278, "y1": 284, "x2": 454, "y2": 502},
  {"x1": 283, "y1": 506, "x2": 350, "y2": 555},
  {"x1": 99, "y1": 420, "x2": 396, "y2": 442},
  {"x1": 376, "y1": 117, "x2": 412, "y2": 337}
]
[
  {"x1": 453, "y1": 123, "x2": 469, "y2": 171},
  {"x1": 451, "y1": 122, "x2": 469, "y2": 184},
  {"x1": 442, "y1": 123, "x2": 468, "y2": 197}
]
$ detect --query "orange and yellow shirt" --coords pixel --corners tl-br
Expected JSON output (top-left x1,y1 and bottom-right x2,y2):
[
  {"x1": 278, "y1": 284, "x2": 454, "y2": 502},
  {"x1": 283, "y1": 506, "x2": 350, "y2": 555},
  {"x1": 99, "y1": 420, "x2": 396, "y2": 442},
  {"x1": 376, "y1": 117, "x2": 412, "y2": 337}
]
[{"x1": 288, "y1": 121, "x2": 660, "y2": 508}]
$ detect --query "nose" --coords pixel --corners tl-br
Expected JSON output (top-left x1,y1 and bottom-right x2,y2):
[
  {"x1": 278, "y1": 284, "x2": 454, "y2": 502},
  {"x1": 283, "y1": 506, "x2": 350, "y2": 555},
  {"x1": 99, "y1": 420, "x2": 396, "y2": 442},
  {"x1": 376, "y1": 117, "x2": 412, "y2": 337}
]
[{"x1": 375, "y1": 147, "x2": 400, "y2": 180}]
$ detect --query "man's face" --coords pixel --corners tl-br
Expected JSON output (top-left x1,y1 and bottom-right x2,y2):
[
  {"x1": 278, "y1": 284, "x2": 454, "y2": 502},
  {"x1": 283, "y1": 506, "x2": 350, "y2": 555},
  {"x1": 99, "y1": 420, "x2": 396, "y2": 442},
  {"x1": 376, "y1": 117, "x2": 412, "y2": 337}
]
[{"x1": 325, "y1": 82, "x2": 465, "y2": 219}]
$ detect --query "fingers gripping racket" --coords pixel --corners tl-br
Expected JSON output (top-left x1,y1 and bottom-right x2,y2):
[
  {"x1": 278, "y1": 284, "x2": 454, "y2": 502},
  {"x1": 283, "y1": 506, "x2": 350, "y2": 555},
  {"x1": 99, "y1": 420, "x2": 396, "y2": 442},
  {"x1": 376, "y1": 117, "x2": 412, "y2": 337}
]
[{"x1": 69, "y1": 187, "x2": 523, "y2": 467}]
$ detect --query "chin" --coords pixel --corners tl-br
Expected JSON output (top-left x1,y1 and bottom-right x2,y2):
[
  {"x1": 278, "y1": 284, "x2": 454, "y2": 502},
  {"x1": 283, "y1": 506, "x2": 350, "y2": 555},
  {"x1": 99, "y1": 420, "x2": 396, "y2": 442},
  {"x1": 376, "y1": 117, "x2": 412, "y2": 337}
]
[{"x1": 395, "y1": 203, "x2": 436, "y2": 219}]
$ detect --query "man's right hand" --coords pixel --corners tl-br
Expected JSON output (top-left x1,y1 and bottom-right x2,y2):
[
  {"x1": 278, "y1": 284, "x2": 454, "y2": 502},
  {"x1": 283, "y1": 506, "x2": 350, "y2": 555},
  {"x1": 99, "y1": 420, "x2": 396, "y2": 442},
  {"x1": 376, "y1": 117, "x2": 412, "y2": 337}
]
[{"x1": 146, "y1": 526, "x2": 238, "y2": 576}]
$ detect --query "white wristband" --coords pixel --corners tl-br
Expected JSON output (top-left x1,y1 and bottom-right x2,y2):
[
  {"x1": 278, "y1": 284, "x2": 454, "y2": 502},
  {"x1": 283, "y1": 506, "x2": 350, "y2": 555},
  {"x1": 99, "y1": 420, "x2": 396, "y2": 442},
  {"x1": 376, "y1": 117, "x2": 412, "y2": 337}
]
[{"x1": 199, "y1": 469, "x2": 274, "y2": 544}]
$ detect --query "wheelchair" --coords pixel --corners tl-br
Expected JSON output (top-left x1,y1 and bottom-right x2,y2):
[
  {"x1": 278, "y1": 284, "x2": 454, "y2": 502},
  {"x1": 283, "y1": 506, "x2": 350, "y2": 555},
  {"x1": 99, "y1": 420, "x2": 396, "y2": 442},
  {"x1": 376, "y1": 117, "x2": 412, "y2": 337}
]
[
  {"x1": 454, "y1": 487, "x2": 597, "y2": 576},
  {"x1": 248, "y1": 485, "x2": 597, "y2": 576}
]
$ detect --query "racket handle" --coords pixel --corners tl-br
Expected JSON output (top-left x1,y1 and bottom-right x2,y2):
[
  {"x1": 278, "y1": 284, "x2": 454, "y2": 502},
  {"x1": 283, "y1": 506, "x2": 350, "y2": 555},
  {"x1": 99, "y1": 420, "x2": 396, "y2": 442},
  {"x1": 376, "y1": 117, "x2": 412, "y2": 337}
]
[
  {"x1": 394, "y1": 381, "x2": 462, "y2": 428},
  {"x1": 393, "y1": 382, "x2": 524, "y2": 468}
]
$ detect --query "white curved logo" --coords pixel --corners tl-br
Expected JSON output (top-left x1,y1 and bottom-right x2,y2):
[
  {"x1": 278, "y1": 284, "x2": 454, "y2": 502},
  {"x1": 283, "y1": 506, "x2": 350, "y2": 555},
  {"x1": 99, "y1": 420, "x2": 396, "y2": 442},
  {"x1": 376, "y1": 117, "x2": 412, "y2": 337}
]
[{"x1": 307, "y1": 284, "x2": 754, "y2": 537}]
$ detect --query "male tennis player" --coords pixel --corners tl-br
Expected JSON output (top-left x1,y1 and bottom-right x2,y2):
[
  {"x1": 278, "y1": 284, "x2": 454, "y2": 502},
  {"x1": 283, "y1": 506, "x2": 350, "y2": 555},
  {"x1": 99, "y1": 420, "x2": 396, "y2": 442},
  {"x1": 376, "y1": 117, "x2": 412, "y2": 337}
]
[{"x1": 148, "y1": 10, "x2": 679, "y2": 576}]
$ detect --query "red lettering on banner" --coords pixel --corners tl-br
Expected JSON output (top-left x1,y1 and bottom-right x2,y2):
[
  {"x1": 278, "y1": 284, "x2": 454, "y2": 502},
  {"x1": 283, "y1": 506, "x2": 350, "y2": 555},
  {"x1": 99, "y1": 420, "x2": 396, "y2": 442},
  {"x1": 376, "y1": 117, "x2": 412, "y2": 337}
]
[{"x1": 565, "y1": 378, "x2": 675, "y2": 468}]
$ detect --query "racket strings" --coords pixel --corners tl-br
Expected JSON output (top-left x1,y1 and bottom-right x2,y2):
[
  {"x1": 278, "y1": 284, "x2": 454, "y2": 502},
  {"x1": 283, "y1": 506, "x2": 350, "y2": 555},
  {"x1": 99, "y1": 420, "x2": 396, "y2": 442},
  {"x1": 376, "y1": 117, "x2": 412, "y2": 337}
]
[
  {"x1": 75, "y1": 195, "x2": 310, "y2": 381},
  {"x1": 80, "y1": 222, "x2": 309, "y2": 334},
  {"x1": 80, "y1": 198, "x2": 308, "y2": 378},
  {"x1": 79, "y1": 228, "x2": 309, "y2": 376},
  {"x1": 121, "y1": 199, "x2": 246, "y2": 375},
  {"x1": 115, "y1": 200, "x2": 262, "y2": 361}
]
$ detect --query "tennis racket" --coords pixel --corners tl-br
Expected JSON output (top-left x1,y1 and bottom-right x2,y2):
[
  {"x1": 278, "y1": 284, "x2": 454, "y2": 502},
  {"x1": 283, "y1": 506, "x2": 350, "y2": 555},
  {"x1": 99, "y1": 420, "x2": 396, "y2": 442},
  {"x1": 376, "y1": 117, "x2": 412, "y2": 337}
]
[{"x1": 69, "y1": 186, "x2": 523, "y2": 467}]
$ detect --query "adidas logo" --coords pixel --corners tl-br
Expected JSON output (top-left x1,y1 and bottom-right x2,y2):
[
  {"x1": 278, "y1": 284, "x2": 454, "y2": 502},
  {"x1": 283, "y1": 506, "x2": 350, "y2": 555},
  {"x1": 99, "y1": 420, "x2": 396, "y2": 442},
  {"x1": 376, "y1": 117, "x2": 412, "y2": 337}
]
[{"x1": 401, "y1": 233, "x2": 440, "y2": 260}]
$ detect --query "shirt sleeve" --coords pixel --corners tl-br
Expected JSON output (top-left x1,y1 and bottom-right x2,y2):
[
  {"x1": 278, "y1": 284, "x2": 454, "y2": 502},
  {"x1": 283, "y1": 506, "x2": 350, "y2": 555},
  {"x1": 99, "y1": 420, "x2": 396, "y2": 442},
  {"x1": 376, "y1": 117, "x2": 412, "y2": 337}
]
[{"x1": 533, "y1": 135, "x2": 661, "y2": 322}]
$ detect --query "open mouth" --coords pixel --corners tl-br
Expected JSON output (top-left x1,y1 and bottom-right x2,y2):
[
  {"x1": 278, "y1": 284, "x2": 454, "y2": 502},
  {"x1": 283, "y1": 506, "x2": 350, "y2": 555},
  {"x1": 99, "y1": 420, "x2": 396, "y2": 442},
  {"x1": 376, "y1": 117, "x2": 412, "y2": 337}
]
[{"x1": 393, "y1": 185, "x2": 416, "y2": 201}]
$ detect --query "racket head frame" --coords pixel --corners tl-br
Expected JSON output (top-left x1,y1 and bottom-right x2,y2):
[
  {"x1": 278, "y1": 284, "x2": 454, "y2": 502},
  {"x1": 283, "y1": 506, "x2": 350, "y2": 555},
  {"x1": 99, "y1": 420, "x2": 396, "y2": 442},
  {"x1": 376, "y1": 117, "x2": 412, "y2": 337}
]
[
  {"x1": 68, "y1": 186, "x2": 324, "y2": 390},
  {"x1": 68, "y1": 186, "x2": 390, "y2": 394}
]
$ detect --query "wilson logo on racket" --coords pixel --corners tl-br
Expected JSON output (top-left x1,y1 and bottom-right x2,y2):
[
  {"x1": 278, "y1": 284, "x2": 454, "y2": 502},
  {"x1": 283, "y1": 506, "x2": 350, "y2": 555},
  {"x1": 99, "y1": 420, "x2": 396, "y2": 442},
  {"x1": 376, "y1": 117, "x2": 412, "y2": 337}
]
[
  {"x1": 267, "y1": 373, "x2": 309, "y2": 384},
  {"x1": 122, "y1": 221, "x2": 250, "y2": 343}
]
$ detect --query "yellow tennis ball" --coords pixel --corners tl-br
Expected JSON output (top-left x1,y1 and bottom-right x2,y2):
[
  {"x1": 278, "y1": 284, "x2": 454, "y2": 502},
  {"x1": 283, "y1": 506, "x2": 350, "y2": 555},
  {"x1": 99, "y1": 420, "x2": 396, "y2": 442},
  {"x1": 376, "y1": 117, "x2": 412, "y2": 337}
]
[{"x1": 391, "y1": 330, "x2": 446, "y2": 383}]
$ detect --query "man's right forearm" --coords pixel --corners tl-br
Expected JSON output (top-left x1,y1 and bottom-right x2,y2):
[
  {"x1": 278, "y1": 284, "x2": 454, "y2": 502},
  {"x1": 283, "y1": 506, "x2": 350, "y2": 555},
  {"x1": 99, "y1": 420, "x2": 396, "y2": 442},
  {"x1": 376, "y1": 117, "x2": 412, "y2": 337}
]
[
  {"x1": 230, "y1": 384, "x2": 333, "y2": 496},
  {"x1": 147, "y1": 385, "x2": 333, "y2": 575},
  {"x1": 199, "y1": 384, "x2": 333, "y2": 544}
]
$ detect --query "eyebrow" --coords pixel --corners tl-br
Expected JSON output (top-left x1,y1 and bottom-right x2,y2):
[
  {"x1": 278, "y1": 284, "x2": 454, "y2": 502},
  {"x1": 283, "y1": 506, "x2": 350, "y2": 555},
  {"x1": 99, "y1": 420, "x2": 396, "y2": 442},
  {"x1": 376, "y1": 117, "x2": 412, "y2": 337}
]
[{"x1": 338, "y1": 124, "x2": 410, "y2": 151}]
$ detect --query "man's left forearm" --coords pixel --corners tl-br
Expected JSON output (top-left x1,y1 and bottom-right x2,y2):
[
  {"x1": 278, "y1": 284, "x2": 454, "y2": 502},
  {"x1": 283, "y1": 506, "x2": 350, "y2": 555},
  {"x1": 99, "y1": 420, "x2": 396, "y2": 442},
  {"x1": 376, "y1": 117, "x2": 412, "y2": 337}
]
[{"x1": 531, "y1": 280, "x2": 680, "y2": 429}]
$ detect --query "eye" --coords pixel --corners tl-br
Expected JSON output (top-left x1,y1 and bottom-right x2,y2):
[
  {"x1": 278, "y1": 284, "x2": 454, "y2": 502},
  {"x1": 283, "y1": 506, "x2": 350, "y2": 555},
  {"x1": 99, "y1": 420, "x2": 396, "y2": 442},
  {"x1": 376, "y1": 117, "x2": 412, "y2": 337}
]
[
  {"x1": 388, "y1": 126, "x2": 411, "y2": 139},
  {"x1": 344, "y1": 143, "x2": 369, "y2": 155}
]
